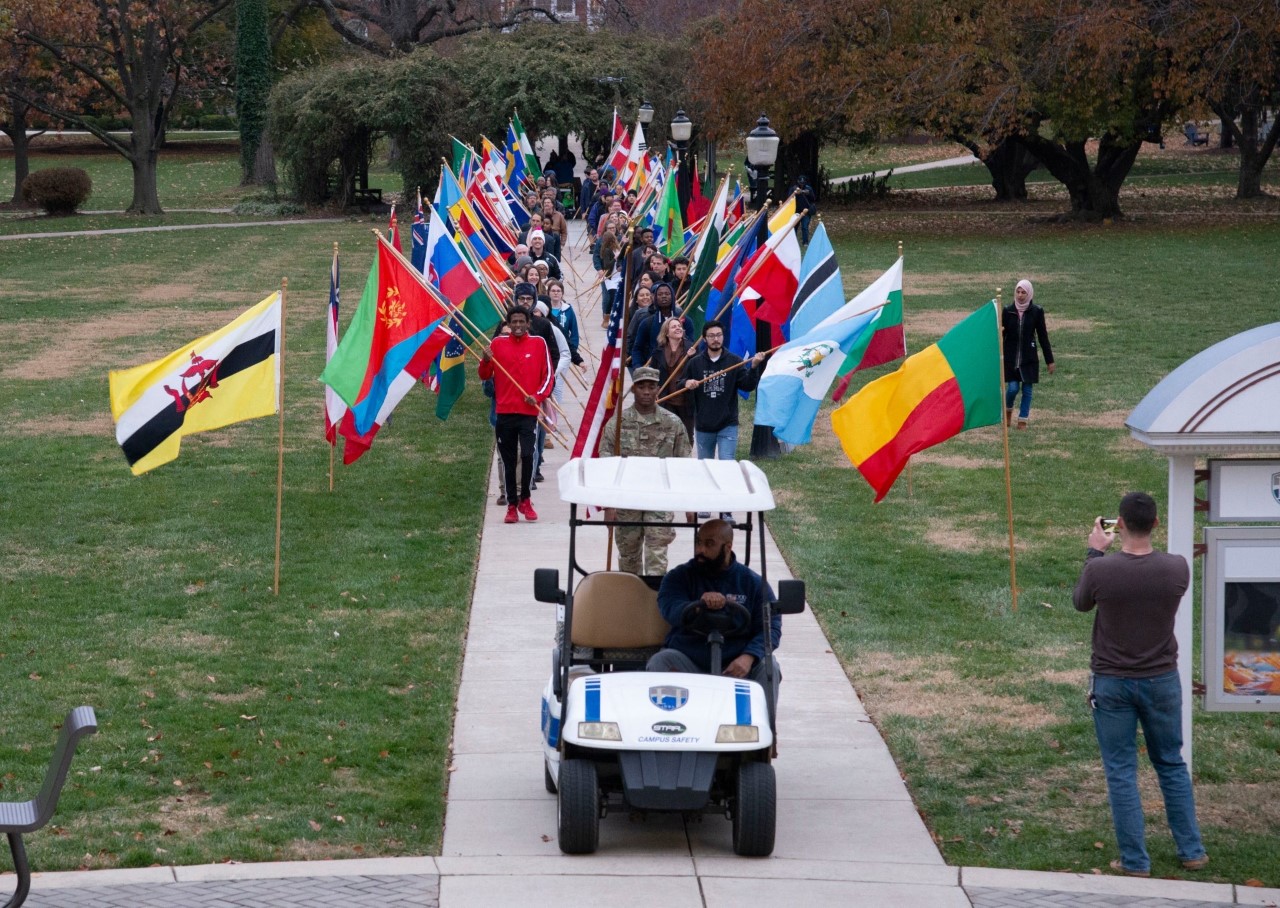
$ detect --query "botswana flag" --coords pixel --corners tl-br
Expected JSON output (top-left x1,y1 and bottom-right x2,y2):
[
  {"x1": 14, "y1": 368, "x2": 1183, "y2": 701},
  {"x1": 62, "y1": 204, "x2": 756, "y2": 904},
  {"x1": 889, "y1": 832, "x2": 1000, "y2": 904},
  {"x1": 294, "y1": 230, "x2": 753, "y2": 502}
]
[{"x1": 109, "y1": 292, "x2": 281, "y2": 475}]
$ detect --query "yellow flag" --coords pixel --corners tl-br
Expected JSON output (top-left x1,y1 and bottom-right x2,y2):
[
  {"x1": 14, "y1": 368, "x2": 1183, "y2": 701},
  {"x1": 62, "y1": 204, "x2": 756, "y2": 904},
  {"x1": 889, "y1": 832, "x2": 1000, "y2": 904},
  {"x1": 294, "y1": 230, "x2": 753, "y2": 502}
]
[{"x1": 109, "y1": 292, "x2": 281, "y2": 475}]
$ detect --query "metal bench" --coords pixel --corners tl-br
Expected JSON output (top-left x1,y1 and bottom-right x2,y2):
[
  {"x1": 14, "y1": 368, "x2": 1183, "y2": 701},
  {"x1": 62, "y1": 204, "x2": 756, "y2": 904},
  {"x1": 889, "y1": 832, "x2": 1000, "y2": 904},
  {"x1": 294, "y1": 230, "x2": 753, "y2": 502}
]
[
  {"x1": 1184, "y1": 123, "x2": 1211, "y2": 146},
  {"x1": 0, "y1": 707, "x2": 98, "y2": 908}
]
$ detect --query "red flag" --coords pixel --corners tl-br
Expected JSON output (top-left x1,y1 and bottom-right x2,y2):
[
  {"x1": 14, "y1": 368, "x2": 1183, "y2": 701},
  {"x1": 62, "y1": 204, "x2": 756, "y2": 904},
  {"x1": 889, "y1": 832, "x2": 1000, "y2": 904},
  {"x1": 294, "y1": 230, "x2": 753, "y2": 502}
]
[{"x1": 686, "y1": 172, "x2": 711, "y2": 224}]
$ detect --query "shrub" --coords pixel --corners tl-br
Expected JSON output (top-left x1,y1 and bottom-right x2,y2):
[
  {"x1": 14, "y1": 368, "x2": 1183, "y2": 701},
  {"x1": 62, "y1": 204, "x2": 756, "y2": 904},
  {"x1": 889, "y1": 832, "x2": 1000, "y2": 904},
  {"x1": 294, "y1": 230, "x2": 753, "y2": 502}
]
[
  {"x1": 820, "y1": 168, "x2": 893, "y2": 207},
  {"x1": 22, "y1": 168, "x2": 93, "y2": 215},
  {"x1": 200, "y1": 113, "x2": 238, "y2": 130}
]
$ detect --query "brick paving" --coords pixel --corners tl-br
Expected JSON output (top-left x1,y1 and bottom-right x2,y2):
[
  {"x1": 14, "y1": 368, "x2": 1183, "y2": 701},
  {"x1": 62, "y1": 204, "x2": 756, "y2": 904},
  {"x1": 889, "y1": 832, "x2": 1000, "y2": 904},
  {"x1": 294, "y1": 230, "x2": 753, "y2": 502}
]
[
  {"x1": 12, "y1": 874, "x2": 438, "y2": 907},
  {"x1": 965, "y1": 888, "x2": 1236, "y2": 908}
]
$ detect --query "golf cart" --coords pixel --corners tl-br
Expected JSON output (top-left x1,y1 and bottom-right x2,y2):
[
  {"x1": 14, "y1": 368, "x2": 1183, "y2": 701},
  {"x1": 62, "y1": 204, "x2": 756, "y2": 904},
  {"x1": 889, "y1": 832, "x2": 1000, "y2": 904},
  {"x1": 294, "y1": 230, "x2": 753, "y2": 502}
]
[{"x1": 535, "y1": 456, "x2": 806, "y2": 856}]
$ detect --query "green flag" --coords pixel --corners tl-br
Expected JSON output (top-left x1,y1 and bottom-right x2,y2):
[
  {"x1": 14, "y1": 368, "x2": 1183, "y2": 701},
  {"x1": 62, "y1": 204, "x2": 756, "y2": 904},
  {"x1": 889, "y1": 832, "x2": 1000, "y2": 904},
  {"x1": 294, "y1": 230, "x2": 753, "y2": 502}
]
[
  {"x1": 512, "y1": 111, "x2": 541, "y2": 180},
  {"x1": 655, "y1": 166, "x2": 684, "y2": 259}
]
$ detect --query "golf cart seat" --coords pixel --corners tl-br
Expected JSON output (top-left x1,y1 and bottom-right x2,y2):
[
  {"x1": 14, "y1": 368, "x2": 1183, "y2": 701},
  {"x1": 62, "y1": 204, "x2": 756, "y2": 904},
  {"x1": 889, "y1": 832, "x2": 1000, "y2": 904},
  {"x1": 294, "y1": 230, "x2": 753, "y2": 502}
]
[{"x1": 571, "y1": 571, "x2": 670, "y2": 669}]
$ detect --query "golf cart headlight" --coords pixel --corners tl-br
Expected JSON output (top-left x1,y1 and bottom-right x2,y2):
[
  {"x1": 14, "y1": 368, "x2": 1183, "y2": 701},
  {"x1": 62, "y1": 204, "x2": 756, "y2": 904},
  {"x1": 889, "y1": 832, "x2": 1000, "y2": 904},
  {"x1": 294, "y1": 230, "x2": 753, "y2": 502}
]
[
  {"x1": 578, "y1": 721, "x2": 622, "y2": 741},
  {"x1": 716, "y1": 724, "x2": 759, "y2": 744}
]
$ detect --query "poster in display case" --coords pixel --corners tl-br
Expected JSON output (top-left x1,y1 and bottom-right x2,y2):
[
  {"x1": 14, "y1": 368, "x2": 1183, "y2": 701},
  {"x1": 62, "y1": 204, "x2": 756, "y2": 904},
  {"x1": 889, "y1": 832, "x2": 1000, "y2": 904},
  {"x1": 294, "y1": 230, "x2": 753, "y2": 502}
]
[{"x1": 1203, "y1": 527, "x2": 1280, "y2": 712}]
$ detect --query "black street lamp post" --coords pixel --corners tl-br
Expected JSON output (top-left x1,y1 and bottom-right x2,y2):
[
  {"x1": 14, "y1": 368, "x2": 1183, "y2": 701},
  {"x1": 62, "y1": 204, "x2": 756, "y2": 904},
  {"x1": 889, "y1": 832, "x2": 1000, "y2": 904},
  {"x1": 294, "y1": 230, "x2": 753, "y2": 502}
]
[
  {"x1": 745, "y1": 113, "x2": 783, "y2": 459},
  {"x1": 745, "y1": 113, "x2": 780, "y2": 210},
  {"x1": 671, "y1": 109, "x2": 693, "y2": 219}
]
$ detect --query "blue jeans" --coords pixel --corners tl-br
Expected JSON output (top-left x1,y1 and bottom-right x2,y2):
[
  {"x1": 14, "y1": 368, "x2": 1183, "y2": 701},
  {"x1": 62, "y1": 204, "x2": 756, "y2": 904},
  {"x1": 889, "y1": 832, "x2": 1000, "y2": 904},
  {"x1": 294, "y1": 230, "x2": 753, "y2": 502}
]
[
  {"x1": 1005, "y1": 381, "x2": 1034, "y2": 419},
  {"x1": 1092, "y1": 670, "x2": 1206, "y2": 872},
  {"x1": 695, "y1": 426, "x2": 738, "y2": 460}
]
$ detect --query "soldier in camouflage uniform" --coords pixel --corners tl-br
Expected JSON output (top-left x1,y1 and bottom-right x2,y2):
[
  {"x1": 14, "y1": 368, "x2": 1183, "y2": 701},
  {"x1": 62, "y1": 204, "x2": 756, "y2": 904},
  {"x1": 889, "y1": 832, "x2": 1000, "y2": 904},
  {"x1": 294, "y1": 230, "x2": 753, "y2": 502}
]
[{"x1": 609, "y1": 366, "x2": 691, "y2": 576}]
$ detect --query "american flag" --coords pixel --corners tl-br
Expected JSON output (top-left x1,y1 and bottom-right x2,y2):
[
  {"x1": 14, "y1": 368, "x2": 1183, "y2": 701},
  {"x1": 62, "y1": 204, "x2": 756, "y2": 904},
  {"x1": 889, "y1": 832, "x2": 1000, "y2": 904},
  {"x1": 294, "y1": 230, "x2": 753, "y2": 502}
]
[
  {"x1": 324, "y1": 248, "x2": 347, "y2": 445},
  {"x1": 572, "y1": 293, "x2": 624, "y2": 458}
]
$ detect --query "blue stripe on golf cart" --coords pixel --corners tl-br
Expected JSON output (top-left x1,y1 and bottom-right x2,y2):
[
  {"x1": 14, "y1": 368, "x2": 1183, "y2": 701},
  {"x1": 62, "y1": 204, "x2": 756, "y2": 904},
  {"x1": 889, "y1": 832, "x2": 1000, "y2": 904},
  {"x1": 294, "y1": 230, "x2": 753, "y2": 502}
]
[
  {"x1": 735, "y1": 682, "x2": 752, "y2": 725},
  {"x1": 541, "y1": 696, "x2": 560, "y2": 748},
  {"x1": 584, "y1": 677, "x2": 601, "y2": 722}
]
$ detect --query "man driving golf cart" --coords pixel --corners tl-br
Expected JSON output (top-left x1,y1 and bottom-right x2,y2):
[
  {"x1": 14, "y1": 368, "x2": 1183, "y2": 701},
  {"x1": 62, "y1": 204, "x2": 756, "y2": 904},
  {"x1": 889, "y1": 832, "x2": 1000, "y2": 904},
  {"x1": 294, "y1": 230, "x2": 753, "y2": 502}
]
[{"x1": 648, "y1": 519, "x2": 780, "y2": 692}]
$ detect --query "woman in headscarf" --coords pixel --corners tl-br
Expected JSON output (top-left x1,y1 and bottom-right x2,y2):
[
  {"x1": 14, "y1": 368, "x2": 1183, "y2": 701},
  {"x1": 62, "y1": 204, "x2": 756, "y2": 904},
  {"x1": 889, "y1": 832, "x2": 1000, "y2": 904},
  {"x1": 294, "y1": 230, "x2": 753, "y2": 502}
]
[{"x1": 1002, "y1": 278, "x2": 1055, "y2": 429}]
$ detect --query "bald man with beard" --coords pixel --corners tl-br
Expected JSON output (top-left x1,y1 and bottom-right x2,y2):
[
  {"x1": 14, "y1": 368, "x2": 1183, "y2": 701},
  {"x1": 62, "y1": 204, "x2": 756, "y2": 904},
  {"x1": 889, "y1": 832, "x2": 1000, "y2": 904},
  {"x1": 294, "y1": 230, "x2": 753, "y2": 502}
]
[{"x1": 648, "y1": 520, "x2": 781, "y2": 691}]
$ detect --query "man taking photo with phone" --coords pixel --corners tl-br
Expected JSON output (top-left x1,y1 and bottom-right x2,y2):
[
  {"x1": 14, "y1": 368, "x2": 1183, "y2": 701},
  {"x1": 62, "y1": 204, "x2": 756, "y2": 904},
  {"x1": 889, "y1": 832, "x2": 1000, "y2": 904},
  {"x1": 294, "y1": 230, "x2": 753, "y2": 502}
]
[{"x1": 1073, "y1": 492, "x2": 1209, "y2": 878}]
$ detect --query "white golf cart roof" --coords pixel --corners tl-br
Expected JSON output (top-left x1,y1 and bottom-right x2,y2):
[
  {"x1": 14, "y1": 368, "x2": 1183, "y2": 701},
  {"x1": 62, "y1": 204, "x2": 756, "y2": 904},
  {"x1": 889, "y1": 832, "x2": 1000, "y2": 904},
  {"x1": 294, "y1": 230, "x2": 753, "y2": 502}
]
[{"x1": 557, "y1": 457, "x2": 776, "y2": 512}]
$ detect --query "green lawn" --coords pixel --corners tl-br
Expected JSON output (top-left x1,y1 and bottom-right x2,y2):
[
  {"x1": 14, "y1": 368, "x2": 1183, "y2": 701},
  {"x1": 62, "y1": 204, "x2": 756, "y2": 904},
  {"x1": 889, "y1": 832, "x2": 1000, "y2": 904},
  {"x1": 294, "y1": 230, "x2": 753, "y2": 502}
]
[
  {"x1": 3, "y1": 145, "x2": 1278, "y2": 885},
  {"x1": 0, "y1": 219, "x2": 491, "y2": 869},
  {"x1": 0, "y1": 142, "x2": 404, "y2": 212},
  {"x1": 761, "y1": 221, "x2": 1280, "y2": 886}
]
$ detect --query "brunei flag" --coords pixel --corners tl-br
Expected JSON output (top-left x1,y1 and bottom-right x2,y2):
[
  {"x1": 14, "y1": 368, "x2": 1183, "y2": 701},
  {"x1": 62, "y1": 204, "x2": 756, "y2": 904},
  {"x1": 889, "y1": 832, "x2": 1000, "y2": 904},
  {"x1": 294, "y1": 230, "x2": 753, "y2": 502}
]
[
  {"x1": 110, "y1": 292, "x2": 281, "y2": 475},
  {"x1": 831, "y1": 301, "x2": 1001, "y2": 502}
]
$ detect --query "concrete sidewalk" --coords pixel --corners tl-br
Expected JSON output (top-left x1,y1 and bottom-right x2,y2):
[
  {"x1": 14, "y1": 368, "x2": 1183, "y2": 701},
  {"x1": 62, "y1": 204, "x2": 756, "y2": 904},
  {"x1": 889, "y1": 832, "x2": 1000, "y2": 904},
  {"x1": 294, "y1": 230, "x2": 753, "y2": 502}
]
[{"x1": 4, "y1": 220, "x2": 1276, "y2": 908}]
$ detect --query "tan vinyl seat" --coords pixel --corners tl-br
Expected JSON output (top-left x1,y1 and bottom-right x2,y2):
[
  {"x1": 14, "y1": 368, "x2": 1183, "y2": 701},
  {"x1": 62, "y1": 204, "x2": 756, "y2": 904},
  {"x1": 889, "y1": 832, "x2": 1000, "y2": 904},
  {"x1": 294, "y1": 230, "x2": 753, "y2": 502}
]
[{"x1": 570, "y1": 571, "x2": 670, "y2": 650}]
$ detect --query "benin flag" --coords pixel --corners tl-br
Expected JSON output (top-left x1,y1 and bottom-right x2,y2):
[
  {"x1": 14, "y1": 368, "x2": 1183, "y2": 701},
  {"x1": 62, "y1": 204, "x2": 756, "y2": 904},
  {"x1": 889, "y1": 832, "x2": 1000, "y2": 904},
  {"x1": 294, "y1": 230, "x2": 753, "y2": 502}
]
[
  {"x1": 831, "y1": 301, "x2": 1001, "y2": 501},
  {"x1": 110, "y1": 292, "x2": 281, "y2": 475}
]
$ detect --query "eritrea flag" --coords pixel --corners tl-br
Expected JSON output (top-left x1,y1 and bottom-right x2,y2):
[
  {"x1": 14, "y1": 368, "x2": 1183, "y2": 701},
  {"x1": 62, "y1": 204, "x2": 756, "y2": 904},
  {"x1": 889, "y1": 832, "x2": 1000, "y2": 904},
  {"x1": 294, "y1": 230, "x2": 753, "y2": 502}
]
[
  {"x1": 320, "y1": 235, "x2": 449, "y2": 435},
  {"x1": 831, "y1": 302, "x2": 1001, "y2": 502}
]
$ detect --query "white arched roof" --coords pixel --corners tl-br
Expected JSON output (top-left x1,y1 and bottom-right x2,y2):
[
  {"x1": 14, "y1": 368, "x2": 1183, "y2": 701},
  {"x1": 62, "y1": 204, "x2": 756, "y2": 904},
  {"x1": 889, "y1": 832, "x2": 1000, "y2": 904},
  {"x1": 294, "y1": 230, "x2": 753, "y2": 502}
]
[{"x1": 1127, "y1": 322, "x2": 1280, "y2": 454}]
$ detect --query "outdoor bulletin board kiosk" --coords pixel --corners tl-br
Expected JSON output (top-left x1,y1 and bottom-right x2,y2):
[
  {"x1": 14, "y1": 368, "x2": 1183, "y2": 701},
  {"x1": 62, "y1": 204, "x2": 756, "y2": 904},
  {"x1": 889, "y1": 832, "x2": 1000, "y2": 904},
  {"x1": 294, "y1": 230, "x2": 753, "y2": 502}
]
[{"x1": 1126, "y1": 321, "x2": 1280, "y2": 766}]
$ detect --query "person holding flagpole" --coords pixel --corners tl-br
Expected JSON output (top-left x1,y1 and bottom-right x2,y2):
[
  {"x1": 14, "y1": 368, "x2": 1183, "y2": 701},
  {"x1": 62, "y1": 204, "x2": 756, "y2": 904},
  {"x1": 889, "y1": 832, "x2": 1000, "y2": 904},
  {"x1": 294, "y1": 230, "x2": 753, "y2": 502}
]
[{"x1": 479, "y1": 306, "x2": 553, "y2": 524}]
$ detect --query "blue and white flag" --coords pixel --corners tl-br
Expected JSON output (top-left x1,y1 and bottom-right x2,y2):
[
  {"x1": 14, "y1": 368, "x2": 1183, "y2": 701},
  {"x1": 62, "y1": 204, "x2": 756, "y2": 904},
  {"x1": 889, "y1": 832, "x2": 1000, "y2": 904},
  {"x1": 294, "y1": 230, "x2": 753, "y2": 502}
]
[
  {"x1": 786, "y1": 222, "x2": 842, "y2": 340},
  {"x1": 753, "y1": 261, "x2": 908, "y2": 449}
]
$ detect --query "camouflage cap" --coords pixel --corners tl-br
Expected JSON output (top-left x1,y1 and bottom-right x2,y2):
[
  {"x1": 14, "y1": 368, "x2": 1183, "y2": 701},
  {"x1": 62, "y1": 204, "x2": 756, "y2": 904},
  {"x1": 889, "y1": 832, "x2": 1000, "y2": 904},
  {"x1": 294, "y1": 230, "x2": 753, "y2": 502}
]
[{"x1": 632, "y1": 366, "x2": 661, "y2": 384}]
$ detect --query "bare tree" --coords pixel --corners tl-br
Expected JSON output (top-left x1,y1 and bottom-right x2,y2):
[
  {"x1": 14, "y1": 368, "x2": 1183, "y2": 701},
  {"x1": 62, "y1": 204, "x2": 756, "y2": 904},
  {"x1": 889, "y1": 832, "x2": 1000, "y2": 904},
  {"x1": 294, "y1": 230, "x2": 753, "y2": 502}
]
[{"x1": 311, "y1": 0, "x2": 560, "y2": 55}]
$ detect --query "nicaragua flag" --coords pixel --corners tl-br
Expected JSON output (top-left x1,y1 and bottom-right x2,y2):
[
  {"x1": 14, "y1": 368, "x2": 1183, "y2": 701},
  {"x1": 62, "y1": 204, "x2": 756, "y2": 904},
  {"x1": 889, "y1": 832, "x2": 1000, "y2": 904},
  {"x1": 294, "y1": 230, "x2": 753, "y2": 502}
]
[{"x1": 753, "y1": 305, "x2": 881, "y2": 446}]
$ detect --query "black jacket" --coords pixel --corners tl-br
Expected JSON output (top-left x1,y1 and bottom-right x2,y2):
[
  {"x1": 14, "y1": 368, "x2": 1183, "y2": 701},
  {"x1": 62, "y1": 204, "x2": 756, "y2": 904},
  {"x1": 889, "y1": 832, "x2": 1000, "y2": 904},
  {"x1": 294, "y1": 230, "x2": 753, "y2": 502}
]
[
  {"x1": 1002, "y1": 303, "x2": 1053, "y2": 384},
  {"x1": 685, "y1": 349, "x2": 762, "y2": 433}
]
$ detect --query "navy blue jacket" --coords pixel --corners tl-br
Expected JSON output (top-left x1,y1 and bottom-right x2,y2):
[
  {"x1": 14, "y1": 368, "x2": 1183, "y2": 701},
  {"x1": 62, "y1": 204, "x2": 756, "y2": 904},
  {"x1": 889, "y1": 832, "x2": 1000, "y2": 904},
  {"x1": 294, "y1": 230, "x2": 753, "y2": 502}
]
[{"x1": 657, "y1": 555, "x2": 779, "y2": 672}]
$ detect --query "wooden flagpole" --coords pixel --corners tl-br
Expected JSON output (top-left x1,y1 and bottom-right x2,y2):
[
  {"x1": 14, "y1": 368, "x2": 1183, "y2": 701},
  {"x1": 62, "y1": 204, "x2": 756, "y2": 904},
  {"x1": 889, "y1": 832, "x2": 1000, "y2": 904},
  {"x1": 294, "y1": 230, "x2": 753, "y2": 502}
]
[
  {"x1": 900, "y1": 239, "x2": 912, "y2": 499},
  {"x1": 329, "y1": 243, "x2": 337, "y2": 493},
  {"x1": 274, "y1": 277, "x2": 288, "y2": 597},
  {"x1": 996, "y1": 287, "x2": 1018, "y2": 613}
]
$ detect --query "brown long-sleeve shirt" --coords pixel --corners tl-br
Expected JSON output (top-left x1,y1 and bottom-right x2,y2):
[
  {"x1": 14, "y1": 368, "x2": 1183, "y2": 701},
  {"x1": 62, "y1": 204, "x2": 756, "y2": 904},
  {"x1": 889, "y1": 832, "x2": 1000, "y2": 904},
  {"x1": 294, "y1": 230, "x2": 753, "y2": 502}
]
[{"x1": 1073, "y1": 549, "x2": 1189, "y2": 677}]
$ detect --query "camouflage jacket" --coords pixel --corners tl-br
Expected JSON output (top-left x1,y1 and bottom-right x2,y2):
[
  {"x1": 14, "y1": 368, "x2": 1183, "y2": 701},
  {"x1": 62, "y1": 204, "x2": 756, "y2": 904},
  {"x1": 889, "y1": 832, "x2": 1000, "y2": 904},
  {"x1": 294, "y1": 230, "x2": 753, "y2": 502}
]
[{"x1": 618, "y1": 405, "x2": 691, "y2": 458}]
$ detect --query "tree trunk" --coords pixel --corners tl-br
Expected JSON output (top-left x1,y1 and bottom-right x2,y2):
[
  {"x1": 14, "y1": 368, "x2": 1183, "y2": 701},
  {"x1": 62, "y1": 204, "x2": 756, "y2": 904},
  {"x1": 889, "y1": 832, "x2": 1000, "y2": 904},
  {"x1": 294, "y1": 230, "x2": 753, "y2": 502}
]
[
  {"x1": 1019, "y1": 134, "x2": 1137, "y2": 220},
  {"x1": 252, "y1": 130, "x2": 277, "y2": 188},
  {"x1": 965, "y1": 137, "x2": 1037, "y2": 201},
  {"x1": 4, "y1": 97, "x2": 34, "y2": 206},
  {"x1": 776, "y1": 130, "x2": 820, "y2": 200},
  {"x1": 127, "y1": 104, "x2": 164, "y2": 214},
  {"x1": 1220, "y1": 114, "x2": 1234, "y2": 149},
  {"x1": 1211, "y1": 100, "x2": 1279, "y2": 200}
]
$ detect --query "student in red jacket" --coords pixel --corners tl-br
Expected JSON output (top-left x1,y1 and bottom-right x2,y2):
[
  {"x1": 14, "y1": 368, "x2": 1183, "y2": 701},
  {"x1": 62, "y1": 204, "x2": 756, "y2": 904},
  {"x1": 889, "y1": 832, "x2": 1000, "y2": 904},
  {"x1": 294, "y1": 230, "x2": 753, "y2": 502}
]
[{"x1": 478, "y1": 306, "x2": 553, "y2": 523}]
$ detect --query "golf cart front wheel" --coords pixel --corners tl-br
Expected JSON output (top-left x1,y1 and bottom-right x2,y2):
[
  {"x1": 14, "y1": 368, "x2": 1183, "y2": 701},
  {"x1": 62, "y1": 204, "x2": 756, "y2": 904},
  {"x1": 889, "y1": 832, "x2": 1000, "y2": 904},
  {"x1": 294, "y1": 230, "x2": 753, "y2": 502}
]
[
  {"x1": 557, "y1": 759, "x2": 600, "y2": 854},
  {"x1": 732, "y1": 762, "x2": 776, "y2": 857}
]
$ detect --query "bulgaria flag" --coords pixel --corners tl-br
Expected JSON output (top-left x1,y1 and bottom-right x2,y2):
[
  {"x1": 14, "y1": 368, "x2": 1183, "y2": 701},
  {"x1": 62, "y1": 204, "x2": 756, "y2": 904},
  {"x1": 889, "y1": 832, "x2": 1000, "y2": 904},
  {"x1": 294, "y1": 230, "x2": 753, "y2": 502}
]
[
  {"x1": 110, "y1": 291, "x2": 281, "y2": 475},
  {"x1": 830, "y1": 258, "x2": 907, "y2": 402},
  {"x1": 831, "y1": 301, "x2": 1001, "y2": 501}
]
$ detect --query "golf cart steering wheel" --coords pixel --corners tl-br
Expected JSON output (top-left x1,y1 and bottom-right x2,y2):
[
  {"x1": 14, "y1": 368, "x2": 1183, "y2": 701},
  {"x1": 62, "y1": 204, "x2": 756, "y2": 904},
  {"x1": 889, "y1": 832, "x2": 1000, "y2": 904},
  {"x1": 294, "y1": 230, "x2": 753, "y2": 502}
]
[{"x1": 680, "y1": 598, "x2": 753, "y2": 639}]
